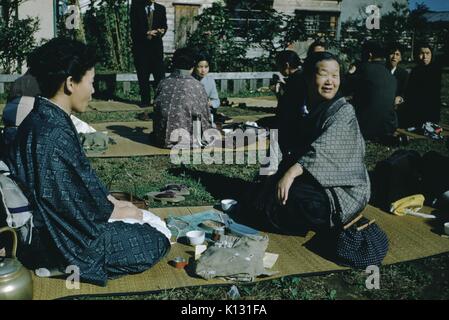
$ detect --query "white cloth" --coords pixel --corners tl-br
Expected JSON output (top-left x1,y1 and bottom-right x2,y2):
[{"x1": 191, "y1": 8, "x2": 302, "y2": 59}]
[
  {"x1": 70, "y1": 115, "x2": 97, "y2": 134},
  {"x1": 108, "y1": 209, "x2": 172, "y2": 241}
]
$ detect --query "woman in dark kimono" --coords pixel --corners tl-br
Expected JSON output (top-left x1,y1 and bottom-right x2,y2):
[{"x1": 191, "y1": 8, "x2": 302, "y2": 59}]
[
  {"x1": 4, "y1": 38, "x2": 170, "y2": 286},
  {"x1": 248, "y1": 52, "x2": 370, "y2": 236},
  {"x1": 400, "y1": 44, "x2": 443, "y2": 128},
  {"x1": 274, "y1": 50, "x2": 305, "y2": 156}
]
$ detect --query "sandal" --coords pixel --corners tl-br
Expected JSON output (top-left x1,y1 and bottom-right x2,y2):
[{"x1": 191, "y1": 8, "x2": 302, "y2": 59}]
[
  {"x1": 161, "y1": 183, "x2": 190, "y2": 196},
  {"x1": 146, "y1": 190, "x2": 185, "y2": 203}
]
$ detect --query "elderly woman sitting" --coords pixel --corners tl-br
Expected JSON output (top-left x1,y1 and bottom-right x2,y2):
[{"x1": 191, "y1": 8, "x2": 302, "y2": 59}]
[{"x1": 249, "y1": 52, "x2": 370, "y2": 236}]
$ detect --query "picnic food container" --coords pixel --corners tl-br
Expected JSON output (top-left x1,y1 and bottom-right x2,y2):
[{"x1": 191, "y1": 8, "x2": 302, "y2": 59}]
[
  {"x1": 186, "y1": 230, "x2": 205, "y2": 246},
  {"x1": 0, "y1": 227, "x2": 33, "y2": 300},
  {"x1": 170, "y1": 257, "x2": 188, "y2": 269}
]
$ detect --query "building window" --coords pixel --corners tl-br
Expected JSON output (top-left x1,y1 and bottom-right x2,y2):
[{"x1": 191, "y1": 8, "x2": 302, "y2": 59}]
[
  {"x1": 225, "y1": 0, "x2": 274, "y2": 37},
  {"x1": 295, "y1": 10, "x2": 340, "y2": 38}
]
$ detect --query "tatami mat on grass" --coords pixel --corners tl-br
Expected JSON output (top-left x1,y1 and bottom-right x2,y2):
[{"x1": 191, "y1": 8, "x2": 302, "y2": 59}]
[
  {"x1": 87, "y1": 116, "x2": 273, "y2": 157},
  {"x1": 31, "y1": 205, "x2": 449, "y2": 300}
]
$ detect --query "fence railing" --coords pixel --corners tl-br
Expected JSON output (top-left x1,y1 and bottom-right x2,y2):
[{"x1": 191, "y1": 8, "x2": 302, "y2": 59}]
[{"x1": 0, "y1": 72, "x2": 280, "y2": 97}]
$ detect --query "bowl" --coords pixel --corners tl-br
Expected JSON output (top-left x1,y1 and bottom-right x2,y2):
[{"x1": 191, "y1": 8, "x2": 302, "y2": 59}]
[
  {"x1": 444, "y1": 222, "x2": 449, "y2": 236},
  {"x1": 221, "y1": 199, "x2": 238, "y2": 212},
  {"x1": 186, "y1": 230, "x2": 205, "y2": 246}
]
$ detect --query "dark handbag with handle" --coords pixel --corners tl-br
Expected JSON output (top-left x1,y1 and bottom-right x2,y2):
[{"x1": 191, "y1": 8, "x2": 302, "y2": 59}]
[{"x1": 336, "y1": 214, "x2": 389, "y2": 269}]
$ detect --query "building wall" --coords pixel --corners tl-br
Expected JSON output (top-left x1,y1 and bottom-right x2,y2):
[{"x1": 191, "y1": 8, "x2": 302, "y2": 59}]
[
  {"x1": 158, "y1": 0, "x2": 342, "y2": 54},
  {"x1": 18, "y1": 0, "x2": 55, "y2": 43},
  {"x1": 273, "y1": 0, "x2": 341, "y2": 15},
  {"x1": 157, "y1": 0, "x2": 407, "y2": 56},
  {"x1": 157, "y1": 0, "x2": 215, "y2": 53}
]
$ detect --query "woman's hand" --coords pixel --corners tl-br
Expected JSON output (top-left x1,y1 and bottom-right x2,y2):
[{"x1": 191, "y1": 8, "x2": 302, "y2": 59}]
[
  {"x1": 277, "y1": 174, "x2": 294, "y2": 206},
  {"x1": 394, "y1": 96, "x2": 404, "y2": 106},
  {"x1": 108, "y1": 195, "x2": 136, "y2": 209},
  {"x1": 277, "y1": 163, "x2": 304, "y2": 205}
]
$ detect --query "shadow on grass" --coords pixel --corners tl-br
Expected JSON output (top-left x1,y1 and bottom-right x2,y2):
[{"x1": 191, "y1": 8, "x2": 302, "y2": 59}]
[
  {"x1": 303, "y1": 232, "x2": 340, "y2": 265},
  {"x1": 424, "y1": 208, "x2": 449, "y2": 236},
  {"x1": 168, "y1": 167, "x2": 252, "y2": 204},
  {"x1": 106, "y1": 125, "x2": 151, "y2": 144},
  {"x1": 110, "y1": 95, "x2": 142, "y2": 106},
  {"x1": 168, "y1": 166, "x2": 277, "y2": 233},
  {"x1": 93, "y1": 91, "x2": 141, "y2": 106},
  {"x1": 244, "y1": 106, "x2": 276, "y2": 114}
]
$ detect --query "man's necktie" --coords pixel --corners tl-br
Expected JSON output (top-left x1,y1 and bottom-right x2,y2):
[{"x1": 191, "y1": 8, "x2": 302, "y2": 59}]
[{"x1": 147, "y1": 4, "x2": 154, "y2": 39}]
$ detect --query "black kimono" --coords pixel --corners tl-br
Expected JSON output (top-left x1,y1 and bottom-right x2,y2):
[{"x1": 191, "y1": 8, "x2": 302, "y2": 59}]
[
  {"x1": 391, "y1": 66, "x2": 409, "y2": 99},
  {"x1": 350, "y1": 61, "x2": 398, "y2": 140},
  {"x1": 276, "y1": 70, "x2": 306, "y2": 155},
  {"x1": 6, "y1": 97, "x2": 170, "y2": 285},
  {"x1": 402, "y1": 62, "x2": 443, "y2": 127}
]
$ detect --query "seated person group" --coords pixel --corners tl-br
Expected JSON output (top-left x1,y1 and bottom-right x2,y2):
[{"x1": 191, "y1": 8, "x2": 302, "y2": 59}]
[{"x1": 0, "y1": 37, "x2": 443, "y2": 285}]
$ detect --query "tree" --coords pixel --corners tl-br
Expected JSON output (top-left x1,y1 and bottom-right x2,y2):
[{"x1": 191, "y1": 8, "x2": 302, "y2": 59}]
[
  {"x1": 56, "y1": 0, "x2": 86, "y2": 42},
  {"x1": 0, "y1": 0, "x2": 39, "y2": 73},
  {"x1": 0, "y1": 0, "x2": 22, "y2": 25},
  {"x1": 340, "y1": 1, "x2": 412, "y2": 62},
  {"x1": 408, "y1": 3, "x2": 431, "y2": 57},
  {"x1": 186, "y1": 2, "x2": 247, "y2": 72},
  {"x1": 83, "y1": 0, "x2": 133, "y2": 71},
  {"x1": 246, "y1": 9, "x2": 289, "y2": 61}
]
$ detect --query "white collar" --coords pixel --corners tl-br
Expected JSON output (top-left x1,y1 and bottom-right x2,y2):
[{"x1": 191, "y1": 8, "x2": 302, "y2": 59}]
[
  {"x1": 391, "y1": 66, "x2": 397, "y2": 75},
  {"x1": 40, "y1": 96, "x2": 71, "y2": 115}
]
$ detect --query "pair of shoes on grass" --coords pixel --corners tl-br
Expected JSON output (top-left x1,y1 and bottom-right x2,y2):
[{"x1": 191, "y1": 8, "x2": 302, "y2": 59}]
[{"x1": 146, "y1": 184, "x2": 190, "y2": 204}]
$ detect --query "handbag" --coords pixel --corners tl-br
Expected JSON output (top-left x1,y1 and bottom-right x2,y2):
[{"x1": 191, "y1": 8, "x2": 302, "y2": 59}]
[{"x1": 335, "y1": 214, "x2": 389, "y2": 269}]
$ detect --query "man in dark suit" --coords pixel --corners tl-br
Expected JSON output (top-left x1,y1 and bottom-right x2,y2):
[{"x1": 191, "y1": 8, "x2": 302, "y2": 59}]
[
  {"x1": 347, "y1": 41, "x2": 397, "y2": 141},
  {"x1": 130, "y1": 0, "x2": 167, "y2": 107},
  {"x1": 386, "y1": 44, "x2": 409, "y2": 108}
]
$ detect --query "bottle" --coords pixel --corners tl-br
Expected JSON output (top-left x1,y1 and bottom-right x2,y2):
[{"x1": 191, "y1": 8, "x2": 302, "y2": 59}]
[{"x1": 192, "y1": 113, "x2": 202, "y2": 147}]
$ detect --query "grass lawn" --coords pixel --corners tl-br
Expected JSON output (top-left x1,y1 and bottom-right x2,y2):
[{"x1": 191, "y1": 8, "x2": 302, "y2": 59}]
[{"x1": 76, "y1": 104, "x2": 273, "y2": 124}]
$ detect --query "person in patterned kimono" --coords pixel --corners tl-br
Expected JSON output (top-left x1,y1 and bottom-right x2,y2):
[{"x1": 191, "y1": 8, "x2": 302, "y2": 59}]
[
  {"x1": 248, "y1": 52, "x2": 370, "y2": 236},
  {"x1": 153, "y1": 47, "x2": 212, "y2": 148},
  {"x1": 4, "y1": 38, "x2": 170, "y2": 286}
]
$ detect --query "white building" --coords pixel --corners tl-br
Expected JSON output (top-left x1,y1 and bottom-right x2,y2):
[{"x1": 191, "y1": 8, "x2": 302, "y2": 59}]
[{"x1": 18, "y1": 0, "x2": 57, "y2": 43}]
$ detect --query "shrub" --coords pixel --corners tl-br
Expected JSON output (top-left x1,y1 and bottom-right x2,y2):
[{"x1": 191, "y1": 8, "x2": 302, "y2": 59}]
[
  {"x1": 186, "y1": 3, "x2": 247, "y2": 72},
  {"x1": 0, "y1": 17, "x2": 39, "y2": 73}
]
